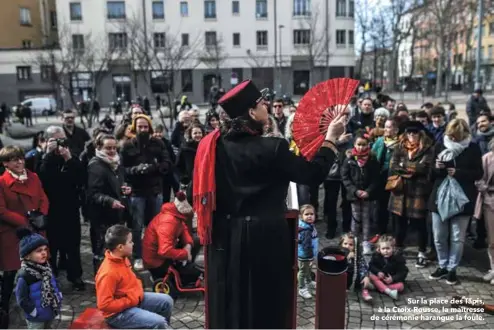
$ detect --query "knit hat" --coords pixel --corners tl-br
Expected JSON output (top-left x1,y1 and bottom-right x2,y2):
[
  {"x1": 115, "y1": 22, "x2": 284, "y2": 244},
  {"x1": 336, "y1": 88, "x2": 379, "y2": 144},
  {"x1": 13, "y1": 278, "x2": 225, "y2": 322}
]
[
  {"x1": 17, "y1": 228, "x2": 49, "y2": 258},
  {"x1": 174, "y1": 191, "x2": 193, "y2": 215},
  {"x1": 130, "y1": 114, "x2": 154, "y2": 135}
]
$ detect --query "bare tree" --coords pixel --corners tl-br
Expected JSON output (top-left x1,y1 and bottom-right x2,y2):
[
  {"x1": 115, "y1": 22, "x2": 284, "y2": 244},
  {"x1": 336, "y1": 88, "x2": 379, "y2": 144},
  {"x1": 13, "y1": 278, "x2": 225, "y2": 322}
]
[
  {"x1": 369, "y1": 11, "x2": 391, "y2": 86},
  {"x1": 198, "y1": 33, "x2": 227, "y2": 87},
  {"x1": 122, "y1": 16, "x2": 201, "y2": 127},
  {"x1": 293, "y1": 6, "x2": 328, "y2": 87},
  {"x1": 355, "y1": 0, "x2": 371, "y2": 79}
]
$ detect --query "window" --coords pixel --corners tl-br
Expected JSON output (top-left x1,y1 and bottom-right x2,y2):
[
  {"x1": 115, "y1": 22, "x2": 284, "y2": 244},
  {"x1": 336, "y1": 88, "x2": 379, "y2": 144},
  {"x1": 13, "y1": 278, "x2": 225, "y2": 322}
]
[
  {"x1": 19, "y1": 8, "x2": 32, "y2": 25},
  {"x1": 72, "y1": 34, "x2": 84, "y2": 50},
  {"x1": 293, "y1": 0, "x2": 311, "y2": 16},
  {"x1": 256, "y1": 30, "x2": 268, "y2": 47},
  {"x1": 50, "y1": 11, "x2": 57, "y2": 29},
  {"x1": 481, "y1": 46, "x2": 485, "y2": 60},
  {"x1": 205, "y1": 31, "x2": 217, "y2": 46},
  {"x1": 152, "y1": 1, "x2": 164, "y2": 19},
  {"x1": 154, "y1": 33, "x2": 166, "y2": 48},
  {"x1": 151, "y1": 71, "x2": 173, "y2": 93},
  {"x1": 233, "y1": 33, "x2": 240, "y2": 46},
  {"x1": 293, "y1": 30, "x2": 310, "y2": 45},
  {"x1": 336, "y1": 0, "x2": 346, "y2": 17},
  {"x1": 22, "y1": 40, "x2": 32, "y2": 48},
  {"x1": 180, "y1": 1, "x2": 188, "y2": 16},
  {"x1": 348, "y1": 30, "x2": 354, "y2": 46},
  {"x1": 490, "y1": 22, "x2": 494, "y2": 36},
  {"x1": 181, "y1": 33, "x2": 189, "y2": 46},
  {"x1": 181, "y1": 70, "x2": 193, "y2": 92},
  {"x1": 69, "y1": 2, "x2": 82, "y2": 20},
  {"x1": 108, "y1": 33, "x2": 128, "y2": 49},
  {"x1": 41, "y1": 65, "x2": 55, "y2": 81},
  {"x1": 17, "y1": 66, "x2": 32, "y2": 81},
  {"x1": 348, "y1": 0, "x2": 354, "y2": 17},
  {"x1": 205, "y1": 0, "x2": 216, "y2": 19},
  {"x1": 489, "y1": 45, "x2": 493, "y2": 59},
  {"x1": 336, "y1": 29, "x2": 346, "y2": 47},
  {"x1": 232, "y1": 1, "x2": 240, "y2": 14},
  {"x1": 256, "y1": 0, "x2": 268, "y2": 18},
  {"x1": 293, "y1": 70, "x2": 310, "y2": 95},
  {"x1": 107, "y1": 1, "x2": 126, "y2": 19}
]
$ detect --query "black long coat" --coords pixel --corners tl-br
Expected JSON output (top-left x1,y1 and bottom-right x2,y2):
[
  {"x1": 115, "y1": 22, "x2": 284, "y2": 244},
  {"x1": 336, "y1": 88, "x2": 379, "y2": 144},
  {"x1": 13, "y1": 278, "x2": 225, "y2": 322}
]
[
  {"x1": 428, "y1": 141, "x2": 483, "y2": 216},
  {"x1": 207, "y1": 134, "x2": 335, "y2": 329},
  {"x1": 86, "y1": 157, "x2": 127, "y2": 226}
]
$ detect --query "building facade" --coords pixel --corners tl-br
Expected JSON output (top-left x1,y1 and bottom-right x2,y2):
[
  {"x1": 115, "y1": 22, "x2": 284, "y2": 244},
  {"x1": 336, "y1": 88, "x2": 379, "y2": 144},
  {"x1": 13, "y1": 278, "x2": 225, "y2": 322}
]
[{"x1": 0, "y1": 0, "x2": 355, "y2": 107}]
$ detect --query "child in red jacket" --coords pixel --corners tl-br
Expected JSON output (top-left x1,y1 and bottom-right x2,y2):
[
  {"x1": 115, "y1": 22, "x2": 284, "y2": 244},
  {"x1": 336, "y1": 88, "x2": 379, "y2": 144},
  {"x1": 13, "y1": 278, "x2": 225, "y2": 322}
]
[{"x1": 142, "y1": 191, "x2": 201, "y2": 281}]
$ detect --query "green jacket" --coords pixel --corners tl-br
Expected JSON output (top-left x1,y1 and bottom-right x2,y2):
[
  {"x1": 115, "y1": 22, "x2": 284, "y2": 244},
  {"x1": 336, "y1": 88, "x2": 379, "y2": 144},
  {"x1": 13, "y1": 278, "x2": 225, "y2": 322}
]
[{"x1": 371, "y1": 137, "x2": 394, "y2": 174}]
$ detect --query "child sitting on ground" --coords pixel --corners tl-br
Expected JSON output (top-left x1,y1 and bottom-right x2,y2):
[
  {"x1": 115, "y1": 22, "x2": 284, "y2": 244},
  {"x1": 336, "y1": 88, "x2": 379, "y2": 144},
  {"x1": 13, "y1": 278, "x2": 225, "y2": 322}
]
[
  {"x1": 15, "y1": 228, "x2": 62, "y2": 329},
  {"x1": 339, "y1": 233, "x2": 373, "y2": 302},
  {"x1": 368, "y1": 235, "x2": 409, "y2": 300},
  {"x1": 95, "y1": 225, "x2": 174, "y2": 329},
  {"x1": 298, "y1": 204, "x2": 318, "y2": 299},
  {"x1": 143, "y1": 191, "x2": 201, "y2": 283}
]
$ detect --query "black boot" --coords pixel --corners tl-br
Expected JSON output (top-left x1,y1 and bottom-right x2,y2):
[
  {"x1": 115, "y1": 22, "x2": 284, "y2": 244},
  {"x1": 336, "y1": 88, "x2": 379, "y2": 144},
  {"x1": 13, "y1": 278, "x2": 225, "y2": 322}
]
[{"x1": 0, "y1": 309, "x2": 9, "y2": 329}]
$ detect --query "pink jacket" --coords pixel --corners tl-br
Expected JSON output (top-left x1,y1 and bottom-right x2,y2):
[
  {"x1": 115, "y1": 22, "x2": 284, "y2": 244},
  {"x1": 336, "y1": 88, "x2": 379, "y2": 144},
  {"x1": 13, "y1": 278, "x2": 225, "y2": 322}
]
[{"x1": 474, "y1": 151, "x2": 494, "y2": 219}]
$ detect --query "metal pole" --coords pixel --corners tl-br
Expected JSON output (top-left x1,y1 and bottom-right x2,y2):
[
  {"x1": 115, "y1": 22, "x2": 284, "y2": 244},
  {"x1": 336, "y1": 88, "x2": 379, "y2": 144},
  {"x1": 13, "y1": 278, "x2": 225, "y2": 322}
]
[
  {"x1": 274, "y1": 0, "x2": 278, "y2": 92},
  {"x1": 474, "y1": 0, "x2": 484, "y2": 90},
  {"x1": 279, "y1": 26, "x2": 283, "y2": 94}
]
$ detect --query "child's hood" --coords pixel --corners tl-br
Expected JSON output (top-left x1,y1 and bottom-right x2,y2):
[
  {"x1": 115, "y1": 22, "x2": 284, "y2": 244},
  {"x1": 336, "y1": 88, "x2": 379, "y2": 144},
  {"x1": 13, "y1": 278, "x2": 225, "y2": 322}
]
[
  {"x1": 160, "y1": 202, "x2": 188, "y2": 221},
  {"x1": 298, "y1": 219, "x2": 313, "y2": 230}
]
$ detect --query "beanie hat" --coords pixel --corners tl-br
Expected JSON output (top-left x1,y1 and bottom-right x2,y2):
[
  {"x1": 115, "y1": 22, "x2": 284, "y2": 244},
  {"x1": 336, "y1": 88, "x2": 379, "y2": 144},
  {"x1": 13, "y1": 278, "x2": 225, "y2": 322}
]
[
  {"x1": 17, "y1": 228, "x2": 49, "y2": 258},
  {"x1": 130, "y1": 114, "x2": 154, "y2": 135},
  {"x1": 174, "y1": 191, "x2": 193, "y2": 215}
]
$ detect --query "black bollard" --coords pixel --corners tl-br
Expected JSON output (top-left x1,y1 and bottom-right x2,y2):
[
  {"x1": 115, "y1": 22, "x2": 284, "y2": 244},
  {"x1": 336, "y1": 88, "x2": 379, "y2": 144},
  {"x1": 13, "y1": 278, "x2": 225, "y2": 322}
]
[{"x1": 315, "y1": 246, "x2": 348, "y2": 329}]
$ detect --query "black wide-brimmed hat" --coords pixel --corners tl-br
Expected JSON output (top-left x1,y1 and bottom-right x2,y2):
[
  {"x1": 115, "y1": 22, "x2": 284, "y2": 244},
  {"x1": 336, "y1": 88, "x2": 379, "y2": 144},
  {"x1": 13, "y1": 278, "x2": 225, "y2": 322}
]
[
  {"x1": 399, "y1": 120, "x2": 434, "y2": 140},
  {"x1": 218, "y1": 80, "x2": 268, "y2": 118}
]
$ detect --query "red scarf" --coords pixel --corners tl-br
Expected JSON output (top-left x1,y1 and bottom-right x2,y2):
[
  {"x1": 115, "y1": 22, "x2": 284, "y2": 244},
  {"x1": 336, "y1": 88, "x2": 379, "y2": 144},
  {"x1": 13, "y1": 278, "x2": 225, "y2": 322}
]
[
  {"x1": 351, "y1": 147, "x2": 370, "y2": 167},
  {"x1": 193, "y1": 129, "x2": 221, "y2": 245}
]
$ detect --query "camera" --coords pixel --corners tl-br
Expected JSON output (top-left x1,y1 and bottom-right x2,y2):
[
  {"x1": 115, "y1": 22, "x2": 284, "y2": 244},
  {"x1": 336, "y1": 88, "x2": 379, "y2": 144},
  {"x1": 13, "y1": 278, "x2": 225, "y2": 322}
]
[{"x1": 56, "y1": 138, "x2": 68, "y2": 148}]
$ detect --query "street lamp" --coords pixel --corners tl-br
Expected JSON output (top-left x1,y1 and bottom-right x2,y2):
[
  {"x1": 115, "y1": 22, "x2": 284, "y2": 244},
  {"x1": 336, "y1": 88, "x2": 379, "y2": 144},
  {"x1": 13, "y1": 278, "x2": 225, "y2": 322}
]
[{"x1": 278, "y1": 24, "x2": 285, "y2": 95}]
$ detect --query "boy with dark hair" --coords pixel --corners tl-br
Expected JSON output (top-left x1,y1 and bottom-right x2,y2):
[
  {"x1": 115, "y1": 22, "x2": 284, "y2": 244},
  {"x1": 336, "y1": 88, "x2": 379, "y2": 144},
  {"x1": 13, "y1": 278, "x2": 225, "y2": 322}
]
[{"x1": 95, "y1": 225, "x2": 173, "y2": 329}]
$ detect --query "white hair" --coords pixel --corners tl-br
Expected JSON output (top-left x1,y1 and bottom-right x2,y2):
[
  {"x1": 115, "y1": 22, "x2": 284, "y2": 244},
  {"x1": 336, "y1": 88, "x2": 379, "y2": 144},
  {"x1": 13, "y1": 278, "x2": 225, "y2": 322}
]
[
  {"x1": 45, "y1": 126, "x2": 64, "y2": 139},
  {"x1": 374, "y1": 107, "x2": 390, "y2": 119},
  {"x1": 285, "y1": 113, "x2": 296, "y2": 141}
]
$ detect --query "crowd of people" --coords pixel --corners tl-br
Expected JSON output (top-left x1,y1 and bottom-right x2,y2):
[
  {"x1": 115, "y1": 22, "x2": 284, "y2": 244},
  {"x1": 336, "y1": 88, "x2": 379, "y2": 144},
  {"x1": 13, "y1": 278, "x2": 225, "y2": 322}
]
[{"x1": 0, "y1": 80, "x2": 493, "y2": 328}]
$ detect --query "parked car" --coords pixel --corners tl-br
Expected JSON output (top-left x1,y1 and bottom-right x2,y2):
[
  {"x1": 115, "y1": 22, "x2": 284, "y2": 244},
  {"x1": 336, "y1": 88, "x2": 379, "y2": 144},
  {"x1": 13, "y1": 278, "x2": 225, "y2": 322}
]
[{"x1": 12, "y1": 97, "x2": 57, "y2": 116}]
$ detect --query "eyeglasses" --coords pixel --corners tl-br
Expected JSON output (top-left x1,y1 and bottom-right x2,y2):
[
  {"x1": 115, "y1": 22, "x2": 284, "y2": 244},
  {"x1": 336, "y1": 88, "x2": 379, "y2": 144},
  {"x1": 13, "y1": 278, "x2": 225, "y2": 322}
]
[
  {"x1": 64, "y1": 117, "x2": 75, "y2": 120},
  {"x1": 273, "y1": 104, "x2": 283, "y2": 108},
  {"x1": 8, "y1": 157, "x2": 25, "y2": 163}
]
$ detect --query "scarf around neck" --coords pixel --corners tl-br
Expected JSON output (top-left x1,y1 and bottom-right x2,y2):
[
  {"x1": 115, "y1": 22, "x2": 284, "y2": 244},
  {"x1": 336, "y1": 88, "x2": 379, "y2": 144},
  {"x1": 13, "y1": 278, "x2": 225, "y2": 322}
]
[
  {"x1": 8, "y1": 169, "x2": 28, "y2": 182},
  {"x1": 20, "y1": 260, "x2": 60, "y2": 314},
  {"x1": 384, "y1": 136, "x2": 398, "y2": 149},
  {"x1": 437, "y1": 135, "x2": 471, "y2": 162},
  {"x1": 351, "y1": 147, "x2": 370, "y2": 167},
  {"x1": 95, "y1": 149, "x2": 120, "y2": 171},
  {"x1": 404, "y1": 139, "x2": 421, "y2": 159},
  {"x1": 477, "y1": 126, "x2": 494, "y2": 138}
]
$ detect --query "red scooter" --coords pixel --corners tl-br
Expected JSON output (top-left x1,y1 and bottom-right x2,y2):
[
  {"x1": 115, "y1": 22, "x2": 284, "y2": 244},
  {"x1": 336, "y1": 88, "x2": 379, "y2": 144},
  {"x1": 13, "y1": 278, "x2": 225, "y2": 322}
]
[{"x1": 153, "y1": 262, "x2": 205, "y2": 299}]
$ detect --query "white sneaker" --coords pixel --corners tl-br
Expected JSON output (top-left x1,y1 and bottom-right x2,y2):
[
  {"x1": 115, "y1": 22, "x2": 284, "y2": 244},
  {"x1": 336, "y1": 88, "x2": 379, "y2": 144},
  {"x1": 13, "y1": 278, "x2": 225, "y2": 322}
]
[
  {"x1": 133, "y1": 259, "x2": 144, "y2": 271},
  {"x1": 385, "y1": 288, "x2": 398, "y2": 300},
  {"x1": 483, "y1": 271, "x2": 494, "y2": 282},
  {"x1": 298, "y1": 287, "x2": 312, "y2": 299},
  {"x1": 308, "y1": 281, "x2": 317, "y2": 290}
]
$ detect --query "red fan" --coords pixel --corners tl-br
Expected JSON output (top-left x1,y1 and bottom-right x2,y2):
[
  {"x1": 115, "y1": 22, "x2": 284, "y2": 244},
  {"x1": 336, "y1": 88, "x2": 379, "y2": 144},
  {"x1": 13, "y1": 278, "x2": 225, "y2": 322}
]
[{"x1": 292, "y1": 78, "x2": 360, "y2": 160}]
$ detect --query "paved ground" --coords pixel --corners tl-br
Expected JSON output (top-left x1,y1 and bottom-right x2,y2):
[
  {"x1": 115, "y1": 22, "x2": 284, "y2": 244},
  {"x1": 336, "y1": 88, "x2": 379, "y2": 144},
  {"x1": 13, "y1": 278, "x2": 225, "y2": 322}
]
[{"x1": 8, "y1": 209, "x2": 494, "y2": 329}]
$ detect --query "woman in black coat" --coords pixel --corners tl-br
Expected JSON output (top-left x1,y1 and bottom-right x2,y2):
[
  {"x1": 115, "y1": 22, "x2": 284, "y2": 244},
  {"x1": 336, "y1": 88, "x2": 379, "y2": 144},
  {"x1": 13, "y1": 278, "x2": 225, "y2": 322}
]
[
  {"x1": 193, "y1": 80, "x2": 345, "y2": 329},
  {"x1": 428, "y1": 119, "x2": 483, "y2": 285},
  {"x1": 87, "y1": 134, "x2": 131, "y2": 273}
]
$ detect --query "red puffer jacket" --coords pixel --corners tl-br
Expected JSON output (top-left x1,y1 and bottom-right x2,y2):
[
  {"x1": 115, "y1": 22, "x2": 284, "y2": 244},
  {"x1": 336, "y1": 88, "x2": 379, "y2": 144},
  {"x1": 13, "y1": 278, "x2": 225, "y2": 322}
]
[{"x1": 142, "y1": 202, "x2": 194, "y2": 269}]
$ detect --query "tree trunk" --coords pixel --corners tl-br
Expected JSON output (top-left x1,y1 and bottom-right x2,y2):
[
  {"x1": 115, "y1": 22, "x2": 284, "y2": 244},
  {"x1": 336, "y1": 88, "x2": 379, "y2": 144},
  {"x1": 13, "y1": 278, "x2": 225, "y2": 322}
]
[{"x1": 435, "y1": 51, "x2": 444, "y2": 98}]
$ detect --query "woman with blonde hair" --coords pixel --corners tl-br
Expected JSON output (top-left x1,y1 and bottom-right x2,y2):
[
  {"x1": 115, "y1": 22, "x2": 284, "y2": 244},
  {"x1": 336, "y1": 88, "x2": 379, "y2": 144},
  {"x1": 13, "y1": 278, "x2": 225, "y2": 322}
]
[{"x1": 428, "y1": 118, "x2": 483, "y2": 285}]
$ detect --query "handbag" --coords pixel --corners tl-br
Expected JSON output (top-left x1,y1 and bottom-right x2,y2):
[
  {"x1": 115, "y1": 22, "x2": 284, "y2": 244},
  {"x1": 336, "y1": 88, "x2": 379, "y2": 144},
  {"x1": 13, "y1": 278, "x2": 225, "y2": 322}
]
[
  {"x1": 16, "y1": 193, "x2": 47, "y2": 231},
  {"x1": 385, "y1": 175, "x2": 403, "y2": 192},
  {"x1": 327, "y1": 162, "x2": 340, "y2": 179}
]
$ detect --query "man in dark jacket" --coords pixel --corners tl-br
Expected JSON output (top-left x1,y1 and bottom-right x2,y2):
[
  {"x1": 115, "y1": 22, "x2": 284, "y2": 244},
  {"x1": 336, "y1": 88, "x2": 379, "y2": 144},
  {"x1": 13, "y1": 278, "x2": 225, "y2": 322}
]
[
  {"x1": 348, "y1": 98, "x2": 375, "y2": 135},
  {"x1": 121, "y1": 114, "x2": 172, "y2": 270},
  {"x1": 39, "y1": 125, "x2": 85, "y2": 291},
  {"x1": 272, "y1": 98, "x2": 287, "y2": 136},
  {"x1": 426, "y1": 106, "x2": 447, "y2": 143},
  {"x1": 62, "y1": 109, "x2": 91, "y2": 158},
  {"x1": 467, "y1": 89, "x2": 490, "y2": 126}
]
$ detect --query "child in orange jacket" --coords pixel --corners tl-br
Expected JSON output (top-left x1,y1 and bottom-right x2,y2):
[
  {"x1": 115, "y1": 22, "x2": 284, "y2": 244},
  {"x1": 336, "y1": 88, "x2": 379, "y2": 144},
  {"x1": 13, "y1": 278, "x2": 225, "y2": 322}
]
[
  {"x1": 142, "y1": 191, "x2": 201, "y2": 282},
  {"x1": 95, "y1": 225, "x2": 174, "y2": 329}
]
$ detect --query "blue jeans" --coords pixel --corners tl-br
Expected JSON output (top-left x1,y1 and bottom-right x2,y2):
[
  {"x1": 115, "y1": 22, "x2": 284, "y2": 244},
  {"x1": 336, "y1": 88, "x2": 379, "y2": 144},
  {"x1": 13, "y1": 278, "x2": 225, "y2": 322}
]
[
  {"x1": 106, "y1": 292, "x2": 173, "y2": 329},
  {"x1": 432, "y1": 212, "x2": 469, "y2": 271},
  {"x1": 131, "y1": 194, "x2": 163, "y2": 258}
]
